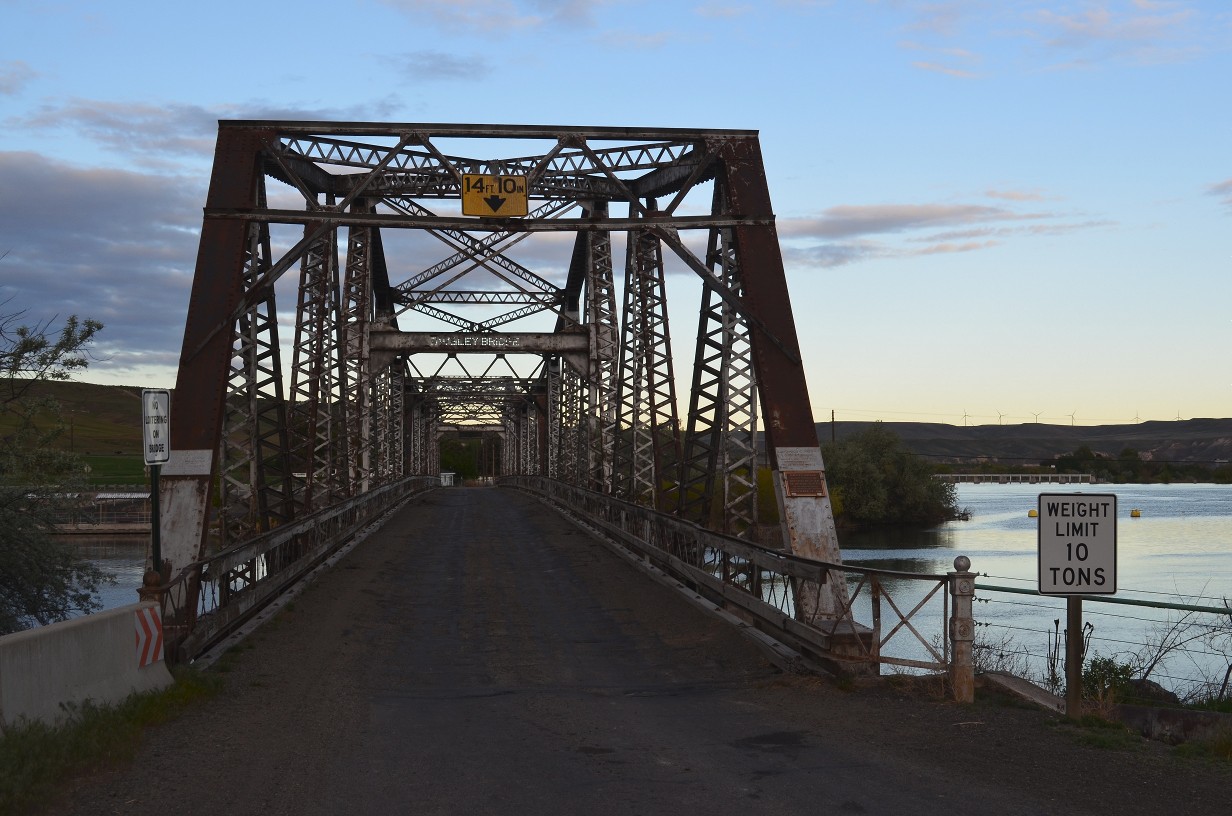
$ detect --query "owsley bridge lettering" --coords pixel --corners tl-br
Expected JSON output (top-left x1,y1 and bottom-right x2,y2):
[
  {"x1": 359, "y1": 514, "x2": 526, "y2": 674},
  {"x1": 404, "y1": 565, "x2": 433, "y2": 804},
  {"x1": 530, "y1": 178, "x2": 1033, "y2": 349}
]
[{"x1": 428, "y1": 334, "x2": 522, "y2": 349}]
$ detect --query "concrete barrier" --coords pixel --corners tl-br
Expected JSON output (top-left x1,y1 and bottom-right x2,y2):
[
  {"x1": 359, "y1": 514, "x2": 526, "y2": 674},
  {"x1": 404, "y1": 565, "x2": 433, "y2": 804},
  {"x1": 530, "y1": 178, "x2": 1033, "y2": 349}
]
[{"x1": 0, "y1": 602, "x2": 174, "y2": 733}]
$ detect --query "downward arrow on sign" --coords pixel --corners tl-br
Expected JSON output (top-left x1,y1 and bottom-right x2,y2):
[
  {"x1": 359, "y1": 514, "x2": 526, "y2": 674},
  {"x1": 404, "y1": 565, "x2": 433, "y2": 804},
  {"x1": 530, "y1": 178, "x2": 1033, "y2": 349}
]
[{"x1": 484, "y1": 195, "x2": 506, "y2": 212}]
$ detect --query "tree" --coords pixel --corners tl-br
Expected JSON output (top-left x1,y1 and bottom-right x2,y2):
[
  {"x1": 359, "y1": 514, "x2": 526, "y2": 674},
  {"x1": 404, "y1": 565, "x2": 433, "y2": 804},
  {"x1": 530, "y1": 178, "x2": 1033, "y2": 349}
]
[
  {"x1": 438, "y1": 436, "x2": 481, "y2": 480},
  {"x1": 822, "y1": 423, "x2": 958, "y2": 527},
  {"x1": 0, "y1": 305, "x2": 108, "y2": 634}
]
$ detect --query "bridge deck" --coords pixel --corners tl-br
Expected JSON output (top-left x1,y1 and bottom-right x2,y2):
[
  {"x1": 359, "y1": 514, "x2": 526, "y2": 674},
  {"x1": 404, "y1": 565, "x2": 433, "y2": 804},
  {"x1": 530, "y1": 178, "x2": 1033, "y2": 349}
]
[{"x1": 52, "y1": 488, "x2": 1226, "y2": 815}]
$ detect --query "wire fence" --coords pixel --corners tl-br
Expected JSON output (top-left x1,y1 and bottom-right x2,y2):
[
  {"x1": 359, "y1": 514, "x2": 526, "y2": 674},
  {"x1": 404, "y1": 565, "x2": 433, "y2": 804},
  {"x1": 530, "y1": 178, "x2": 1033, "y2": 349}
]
[{"x1": 972, "y1": 574, "x2": 1232, "y2": 702}]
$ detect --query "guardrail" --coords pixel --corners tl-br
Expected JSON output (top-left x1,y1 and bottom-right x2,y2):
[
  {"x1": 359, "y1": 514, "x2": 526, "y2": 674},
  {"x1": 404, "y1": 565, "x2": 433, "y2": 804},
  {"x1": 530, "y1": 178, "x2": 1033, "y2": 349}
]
[
  {"x1": 141, "y1": 476, "x2": 438, "y2": 663},
  {"x1": 503, "y1": 476, "x2": 976, "y2": 700}
]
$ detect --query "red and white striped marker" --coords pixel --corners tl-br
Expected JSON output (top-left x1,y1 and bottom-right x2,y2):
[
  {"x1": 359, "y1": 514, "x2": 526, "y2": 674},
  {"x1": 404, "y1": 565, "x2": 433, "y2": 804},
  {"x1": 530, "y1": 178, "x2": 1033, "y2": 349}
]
[{"x1": 134, "y1": 607, "x2": 164, "y2": 667}]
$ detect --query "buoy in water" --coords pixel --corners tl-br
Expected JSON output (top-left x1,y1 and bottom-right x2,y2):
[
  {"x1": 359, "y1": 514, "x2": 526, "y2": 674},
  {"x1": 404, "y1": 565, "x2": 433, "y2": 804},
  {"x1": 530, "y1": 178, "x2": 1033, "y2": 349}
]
[
  {"x1": 1028, "y1": 509, "x2": 1038, "y2": 518},
  {"x1": 1131, "y1": 508, "x2": 1142, "y2": 518}
]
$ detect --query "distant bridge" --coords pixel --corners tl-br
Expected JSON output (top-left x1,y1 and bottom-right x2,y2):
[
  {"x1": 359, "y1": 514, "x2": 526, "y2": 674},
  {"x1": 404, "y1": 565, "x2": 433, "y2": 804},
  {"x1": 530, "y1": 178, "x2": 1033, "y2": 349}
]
[{"x1": 937, "y1": 473, "x2": 1096, "y2": 484}]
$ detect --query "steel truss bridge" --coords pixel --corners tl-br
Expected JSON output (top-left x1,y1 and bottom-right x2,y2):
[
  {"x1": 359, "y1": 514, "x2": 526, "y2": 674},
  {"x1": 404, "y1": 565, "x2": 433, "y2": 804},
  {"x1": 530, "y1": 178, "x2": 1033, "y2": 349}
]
[{"x1": 152, "y1": 122, "x2": 974, "y2": 693}]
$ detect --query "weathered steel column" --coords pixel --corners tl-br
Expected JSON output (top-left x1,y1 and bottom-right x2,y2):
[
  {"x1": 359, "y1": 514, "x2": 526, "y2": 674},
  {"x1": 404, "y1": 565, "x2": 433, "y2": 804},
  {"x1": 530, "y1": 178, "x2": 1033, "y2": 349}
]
[
  {"x1": 721, "y1": 136, "x2": 848, "y2": 620},
  {"x1": 162, "y1": 124, "x2": 276, "y2": 571},
  {"x1": 949, "y1": 555, "x2": 976, "y2": 703}
]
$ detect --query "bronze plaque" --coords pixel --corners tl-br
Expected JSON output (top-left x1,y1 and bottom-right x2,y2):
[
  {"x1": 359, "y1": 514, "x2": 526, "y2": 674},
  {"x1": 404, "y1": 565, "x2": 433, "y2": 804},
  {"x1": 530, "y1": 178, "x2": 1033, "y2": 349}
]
[{"x1": 784, "y1": 470, "x2": 826, "y2": 497}]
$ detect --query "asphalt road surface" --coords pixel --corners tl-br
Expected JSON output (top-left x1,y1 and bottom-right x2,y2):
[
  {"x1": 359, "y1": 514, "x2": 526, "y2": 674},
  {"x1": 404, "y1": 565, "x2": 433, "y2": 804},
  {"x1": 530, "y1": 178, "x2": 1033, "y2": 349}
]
[{"x1": 50, "y1": 487, "x2": 1230, "y2": 815}]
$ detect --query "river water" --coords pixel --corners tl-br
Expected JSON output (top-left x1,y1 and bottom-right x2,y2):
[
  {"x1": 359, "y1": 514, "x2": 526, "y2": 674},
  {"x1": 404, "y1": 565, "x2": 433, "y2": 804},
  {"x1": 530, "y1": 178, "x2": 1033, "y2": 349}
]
[
  {"x1": 841, "y1": 483, "x2": 1232, "y2": 696},
  {"x1": 74, "y1": 483, "x2": 1232, "y2": 696},
  {"x1": 72, "y1": 536, "x2": 149, "y2": 611}
]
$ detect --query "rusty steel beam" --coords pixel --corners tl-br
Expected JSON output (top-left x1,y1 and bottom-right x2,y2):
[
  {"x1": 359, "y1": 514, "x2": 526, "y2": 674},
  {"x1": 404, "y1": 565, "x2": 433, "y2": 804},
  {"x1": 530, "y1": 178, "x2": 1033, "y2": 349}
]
[
  {"x1": 204, "y1": 208, "x2": 772, "y2": 233},
  {"x1": 162, "y1": 126, "x2": 277, "y2": 571},
  {"x1": 719, "y1": 137, "x2": 847, "y2": 621}
]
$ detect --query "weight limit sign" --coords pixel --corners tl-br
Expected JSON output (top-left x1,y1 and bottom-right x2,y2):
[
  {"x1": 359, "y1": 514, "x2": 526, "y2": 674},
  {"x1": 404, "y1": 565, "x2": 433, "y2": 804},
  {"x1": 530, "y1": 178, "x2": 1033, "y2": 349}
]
[{"x1": 1037, "y1": 492, "x2": 1117, "y2": 596}]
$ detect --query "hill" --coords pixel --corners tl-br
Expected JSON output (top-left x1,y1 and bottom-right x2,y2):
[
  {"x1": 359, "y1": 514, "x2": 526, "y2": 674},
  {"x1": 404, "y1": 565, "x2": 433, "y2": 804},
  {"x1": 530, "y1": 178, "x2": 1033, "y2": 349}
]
[
  {"x1": 6, "y1": 380, "x2": 1231, "y2": 468},
  {"x1": 818, "y1": 418, "x2": 1232, "y2": 467},
  {"x1": 0, "y1": 379, "x2": 147, "y2": 455}
]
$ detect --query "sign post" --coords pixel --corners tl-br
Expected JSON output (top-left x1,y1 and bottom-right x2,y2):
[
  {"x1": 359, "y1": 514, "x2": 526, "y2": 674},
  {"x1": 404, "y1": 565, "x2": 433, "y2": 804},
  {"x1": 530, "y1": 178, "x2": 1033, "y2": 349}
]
[
  {"x1": 1037, "y1": 492, "x2": 1117, "y2": 716},
  {"x1": 142, "y1": 390, "x2": 171, "y2": 571}
]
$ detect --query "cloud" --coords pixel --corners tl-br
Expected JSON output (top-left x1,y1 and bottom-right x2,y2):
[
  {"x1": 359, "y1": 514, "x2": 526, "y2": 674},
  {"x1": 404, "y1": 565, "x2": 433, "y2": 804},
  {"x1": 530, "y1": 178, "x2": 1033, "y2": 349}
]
[
  {"x1": 13, "y1": 101, "x2": 218, "y2": 159},
  {"x1": 1029, "y1": 1, "x2": 1202, "y2": 65},
  {"x1": 779, "y1": 203, "x2": 1040, "y2": 239},
  {"x1": 985, "y1": 188, "x2": 1046, "y2": 201},
  {"x1": 912, "y1": 60, "x2": 979, "y2": 78},
  {"x1": 914, "y1": 239, "x2": 1000, "y2": 255},
  {"x1": 694, "y1": 3, "x2": 753, "y2": 18},
  {"x1": 378, "y1": 0, "x2": 602, "y2": 31},
  {"x1": 7, "y1": 98, "x2": 407, "y2": 162},
  {"x1": 381, "y1": 51, "x2": 493, "y2": 81},
  {"x1": 1208, "y1": 179, "x2": 1232, "y2": 209},
  {"x1": 783, "y1": 240, "x2": 881, "y2": 269},
  {"x1": 892, "y1": 1, "x2": 1208, "y2": 73},
  {"x1": 778, "y1": 198, "x2": 1106, "y2": 268},
  {"x1": 0, "y1": 151, "x2": 204, "y2": 382},
  {"x1": 598, "y1": 29, "x2": 674, "y2": 49},
  {"x1": 903, "y1": 1, "x2": 971, "y2": 37},
  {"x1": 0, "y1": 60, "x2": 36, "y2": 96},
  {"x1": 899, "y1": 26, "x2": 985, "y2": 77}
]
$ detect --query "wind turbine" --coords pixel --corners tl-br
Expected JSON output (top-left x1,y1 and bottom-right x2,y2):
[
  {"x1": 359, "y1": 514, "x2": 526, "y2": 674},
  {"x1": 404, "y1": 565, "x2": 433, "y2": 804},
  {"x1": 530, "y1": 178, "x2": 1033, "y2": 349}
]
[
  {"x1": 1031, "y1": 411, "x2": 1042, "y2": 423},
  {"x1": 962, "y1": 409, "x2": 969, "y2": 427},
  {"x1": 1068, "y1": 410, "x2": 1077, "y2": 427},
  {"x1": 996, "y1": 409, "x2": 1005, "y2": 426}
]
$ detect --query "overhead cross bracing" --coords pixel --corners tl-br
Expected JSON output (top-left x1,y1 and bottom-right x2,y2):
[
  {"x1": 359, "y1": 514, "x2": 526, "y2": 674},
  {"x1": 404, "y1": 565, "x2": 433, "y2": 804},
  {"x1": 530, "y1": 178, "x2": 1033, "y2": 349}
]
[{"x1": 162, "y1": 121, "x2": 850, "y2": 622}]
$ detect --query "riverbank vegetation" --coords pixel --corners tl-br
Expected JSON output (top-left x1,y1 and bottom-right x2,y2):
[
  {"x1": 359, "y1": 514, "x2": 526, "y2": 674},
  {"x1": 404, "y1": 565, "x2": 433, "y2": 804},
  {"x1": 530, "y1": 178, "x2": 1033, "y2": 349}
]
[
  {"x1": 1049, "y1": 445, "x2": 1232, "y2": 484},
  {"x1": 934, "y1": 444, "x2": 1232, "y2": 484},
  {"x1": 0, "y1": 307, "x2": 108, "y2": 634},
  {"x1": 822, "y1": 424, "x2": 959, "y2": 529}
]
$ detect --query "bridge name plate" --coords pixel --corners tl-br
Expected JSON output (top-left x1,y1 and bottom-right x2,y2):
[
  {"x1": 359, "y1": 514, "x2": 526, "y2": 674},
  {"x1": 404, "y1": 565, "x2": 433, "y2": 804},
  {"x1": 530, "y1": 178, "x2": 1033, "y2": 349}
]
[{"x1": 370, "y1": 330, "x2": 588, "y2": 354}]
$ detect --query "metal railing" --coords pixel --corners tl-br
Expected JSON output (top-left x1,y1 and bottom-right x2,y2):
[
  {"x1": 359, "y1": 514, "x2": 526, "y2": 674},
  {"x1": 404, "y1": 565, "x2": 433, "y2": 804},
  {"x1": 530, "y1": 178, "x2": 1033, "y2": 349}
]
[
  {"x1": 503, "y1": 476, "x2": 975, "y2": 700},
  {"x1": 143, "y1": 476, "x2": 438, "y2": 662}
]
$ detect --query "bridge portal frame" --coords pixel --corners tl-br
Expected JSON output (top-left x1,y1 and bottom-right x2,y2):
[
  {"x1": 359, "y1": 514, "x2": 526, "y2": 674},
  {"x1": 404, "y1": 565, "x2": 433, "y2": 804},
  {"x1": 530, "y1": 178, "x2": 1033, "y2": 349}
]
[{"x1": 162, "y1": 122, "x2": 848, "y2": 621}]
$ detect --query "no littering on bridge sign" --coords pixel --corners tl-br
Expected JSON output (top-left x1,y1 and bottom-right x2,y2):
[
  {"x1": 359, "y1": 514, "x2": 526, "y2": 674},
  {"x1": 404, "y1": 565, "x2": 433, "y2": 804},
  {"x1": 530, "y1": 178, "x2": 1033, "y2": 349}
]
[{"x1": 1037, "y1": 493, "x2": 1117, "y2": 595}]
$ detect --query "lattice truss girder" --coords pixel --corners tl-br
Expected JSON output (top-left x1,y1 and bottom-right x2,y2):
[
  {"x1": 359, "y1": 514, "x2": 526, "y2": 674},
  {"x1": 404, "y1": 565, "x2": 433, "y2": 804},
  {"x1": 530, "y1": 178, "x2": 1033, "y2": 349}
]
[
  {"x1": 583, "y1": 205, "x2": 619, "y2": 492},
  {"x1": 681, "y1": 179, "x2": 759, "y2": 539},
  {"x1": 612, "y1": 225, "x2": 681, "y2": 510},
  {"x1": 217, "y1": 179, "x2": 293, "y2": 550},
  {"x1": 288, "y1": 225, "x2": 348, "y2": 513},
  {"x1": 173, "y1": 123, "x2": 843, "y2": 617}
]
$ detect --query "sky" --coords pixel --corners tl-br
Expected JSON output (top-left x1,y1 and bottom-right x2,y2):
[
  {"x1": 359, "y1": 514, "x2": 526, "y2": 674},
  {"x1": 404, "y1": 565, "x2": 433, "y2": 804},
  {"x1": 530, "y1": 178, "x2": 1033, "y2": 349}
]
[{"x1": 0, "y1": 0, "x2": 1228, "y2": 427}]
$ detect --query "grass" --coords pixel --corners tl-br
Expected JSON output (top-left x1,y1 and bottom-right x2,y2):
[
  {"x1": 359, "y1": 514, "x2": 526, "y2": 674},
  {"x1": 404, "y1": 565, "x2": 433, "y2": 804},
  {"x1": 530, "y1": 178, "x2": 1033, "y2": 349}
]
[
  {"x1": 0, "y1": 668, "x2": 222, "y2": 814},
  {"x1": 82, "y1": 455, "x2": 148, "y2": 485},
  {"x1": 1060, "y1": 713, "x2": 1143, "y2": 751},
  {"x1": 1176, "y1": 727, "x2": 1232, "y2": 761}
]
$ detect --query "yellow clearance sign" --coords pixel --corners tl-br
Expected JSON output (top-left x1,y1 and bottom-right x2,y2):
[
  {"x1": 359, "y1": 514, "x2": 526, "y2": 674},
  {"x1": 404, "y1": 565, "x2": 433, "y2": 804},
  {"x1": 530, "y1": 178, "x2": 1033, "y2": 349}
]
[{"x1": 461, "y1": 174, "x2": 529, "y2": 218}]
